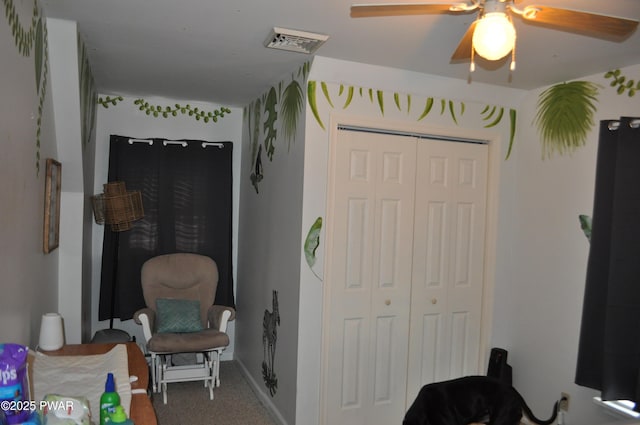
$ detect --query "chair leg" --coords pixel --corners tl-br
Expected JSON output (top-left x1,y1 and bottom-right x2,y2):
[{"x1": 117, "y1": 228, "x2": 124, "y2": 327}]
[
  {"x1": 150, "y1": 350, "x2": 224, "y2": 403},
  {"x1": 162, "y1": 381, "x2": 168, "y2": 405},
  {"x1": 203, "y1": 352, "x2": 214, "y2": 400},
  {"x1": 150, "y1": 353, "x2": 158, "y2": 393},
  {"x1": 161, "y1": 359, "x2": 168, "y2": 404},
  {"x1": 214, "y1": 350, "x2": 221, "y2": 387}
]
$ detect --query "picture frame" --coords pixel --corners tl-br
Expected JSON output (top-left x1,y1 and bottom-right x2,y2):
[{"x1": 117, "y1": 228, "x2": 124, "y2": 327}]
[{"x1": 43, "y1": 158, "x2": 61, "y2": 254}]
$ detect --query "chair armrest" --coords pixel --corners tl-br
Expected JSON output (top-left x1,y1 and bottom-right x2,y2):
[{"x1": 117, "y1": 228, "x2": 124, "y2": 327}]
[
  {"x1": 133, "y1": 308, "x2": 155, "y2": 342},
  {"x1": 207, "y1": 305, "x2": 235, "y2": 332}
]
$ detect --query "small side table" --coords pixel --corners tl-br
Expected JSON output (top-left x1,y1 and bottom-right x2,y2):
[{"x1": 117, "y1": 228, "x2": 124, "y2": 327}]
[{"x1": 44, "y1": 342, "x2": 156, "y2": 425}]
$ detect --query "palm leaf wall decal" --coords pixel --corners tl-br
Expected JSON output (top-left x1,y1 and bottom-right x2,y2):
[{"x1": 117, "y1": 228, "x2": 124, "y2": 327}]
[
  {"x1": 535, "y1": 81, "x2": 599, "y2": 158},
  {"x1": 281, "y1": 79, "x2": 303, "y2": 151}
]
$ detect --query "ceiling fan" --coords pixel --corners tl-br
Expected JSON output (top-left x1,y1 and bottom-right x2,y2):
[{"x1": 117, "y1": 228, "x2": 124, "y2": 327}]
[{"x1": 350, "y1": 0, "x2": 639, "y2": 71}]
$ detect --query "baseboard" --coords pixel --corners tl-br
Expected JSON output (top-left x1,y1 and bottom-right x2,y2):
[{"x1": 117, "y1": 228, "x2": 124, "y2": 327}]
[{"x1": 234, "y1": 358, "x2": 289, "y2": 425}]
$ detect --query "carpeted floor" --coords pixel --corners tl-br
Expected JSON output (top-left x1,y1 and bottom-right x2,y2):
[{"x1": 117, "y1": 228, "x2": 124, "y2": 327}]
[{"x1": 151, "y1": 360, "x2": 277, "y2": 425}]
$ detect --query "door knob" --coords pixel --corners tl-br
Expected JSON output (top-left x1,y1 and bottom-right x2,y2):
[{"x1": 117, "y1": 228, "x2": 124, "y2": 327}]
[
  {"x1": 385, "y1": 299, "x2": 391, "y2": 306},
  {"x1": 431, "y1": 298, "x2": 437, "y2": 305}
]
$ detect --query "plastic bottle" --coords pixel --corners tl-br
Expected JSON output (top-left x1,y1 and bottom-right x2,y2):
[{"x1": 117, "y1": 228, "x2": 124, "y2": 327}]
[
  {"x1": 99, "y1": 373, "x2": 120, "y2": 425},
  {"x1": 109, "y1": 405, "x2": 134, "y2": 425}
]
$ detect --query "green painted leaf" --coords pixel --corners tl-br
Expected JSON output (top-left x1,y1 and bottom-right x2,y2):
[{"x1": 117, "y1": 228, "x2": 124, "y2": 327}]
[
  {"x1": 304, "y1": 217, "x2": 323, "y2": 269},
  {"x1": 377, "y1": 90, "x2": 384, "y2": 115},
  {"x1": 418, "y1": 97, "x2": 434, "y2": 121},
  {"x1": 483, "y1": 105, "x2": 497, "y2": 120},
  {"x1": 263, "y1": 86, "x2": 278, "y2": 160},
  {"x1": 321, "y1": 82, "x2": 334, "y2": 108},
  {"x1": 307, "y1": 81, "x2": 325, "y2": 130},
  {"x1": 407, "y1": 95, "x2": 411, "y2": 114},
  {"x1": 281, "y1": 79, "x2": 304, "y2": 150},
  {"x1": 579, "y1": 215, "x2": 592, "y2": 242},
  {"x1": 34, "y1": 17, "x2": 43, "y2": 93},
  {"x1": 484, "y1": 107, "x2": 504, "y2": 128},
  {"x1": 251, "y1": 99, "x2": 261, "y2": 168},
  {"x1": 394, "y1": 93, "x2": 401, "y2": 111},
  {"x1": 440, "y1": 99, "x2": 445, "y2": 114},
  {"x1": 343, "y1": 86, "x2": 354, "y2": 109},
  {"x1": 448, "y1": 100, "x2": 457, "y2": 124},
  {"x1": 368, "y1": 88, "x2": 373, "y2": 102},
  {"x1": 505, "y1": 109, "x2": 517, "y2": 160}
]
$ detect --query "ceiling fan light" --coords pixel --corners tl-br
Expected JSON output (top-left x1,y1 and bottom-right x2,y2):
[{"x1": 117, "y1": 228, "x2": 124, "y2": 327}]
[{"x1": 472, "y1": 12, "x2": 516, "y2": 61}]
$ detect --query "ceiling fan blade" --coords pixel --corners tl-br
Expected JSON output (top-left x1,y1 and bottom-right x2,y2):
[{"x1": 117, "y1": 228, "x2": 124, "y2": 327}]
[
  {"x1": 450, "y1": 20, "x2": 476, "y2": 61},
  {"x1": 521, "y1": 6, "x2": 639, "y2": 40},
  {"x1": 351, "y1": 3, "x2": 453, "y2": 18}
]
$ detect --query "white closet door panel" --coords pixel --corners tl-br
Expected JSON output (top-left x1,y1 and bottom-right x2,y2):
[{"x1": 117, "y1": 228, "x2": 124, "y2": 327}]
[
  {"x1": 447, "y1": 142, "x2": 487, "y2": 377},
  {"x1": 407, "y1": 138, "x2": 488, "y2": 406},
  {"x1": 325, "y1": 130, "x2": 416, "y2": 425}
]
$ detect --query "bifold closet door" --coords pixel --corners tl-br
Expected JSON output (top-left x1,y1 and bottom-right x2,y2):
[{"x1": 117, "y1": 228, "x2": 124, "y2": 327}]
[
  {"x1": 324, "y1": 130, "x2": 417, "y2": 425},
  {"x1": 406, "y1": 139, "x2": 489, "y2": 405}
]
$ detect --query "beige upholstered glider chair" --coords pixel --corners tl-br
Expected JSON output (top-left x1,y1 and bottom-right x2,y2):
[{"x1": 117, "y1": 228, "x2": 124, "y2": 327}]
[{"x1": 133, "y1": 253, "x2": 235, "y2": 404}]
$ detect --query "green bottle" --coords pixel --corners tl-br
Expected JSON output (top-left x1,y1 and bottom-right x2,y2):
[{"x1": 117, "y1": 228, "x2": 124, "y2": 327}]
[
  {"x1": 100, "y1": 373, "x2": 120, "y2": 425},
  {"x1": 110, "y1": 405, "x2": 134, "y2": 425}
]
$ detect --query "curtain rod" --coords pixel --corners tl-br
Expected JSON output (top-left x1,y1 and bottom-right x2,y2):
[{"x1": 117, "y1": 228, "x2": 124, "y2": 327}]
[{"x1": 127, "y1": 138, "x2": 224, "y2": 148}]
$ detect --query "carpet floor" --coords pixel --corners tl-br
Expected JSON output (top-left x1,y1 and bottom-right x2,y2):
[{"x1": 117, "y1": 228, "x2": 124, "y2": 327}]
[{"x1": 151, "y1": 360, "x2": 277, "y2": 425}]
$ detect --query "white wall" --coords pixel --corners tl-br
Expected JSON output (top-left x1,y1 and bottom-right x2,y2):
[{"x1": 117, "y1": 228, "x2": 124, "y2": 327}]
[
  {"x1": 296, "y1": 59, "x2": 640, "y2": 425},
  {"x1": 47, "y1": 18, "x2": 85, "y2": 344},
  {"x1": 91, "y1": 95, "x2": 242, "y2": 353},
  {"x1": 0, "y1": 0, "x2": 59, "y2": 348},
  {"x1": 296, "y1": 56, "x2": 526, "y2": 425},
  {"x1": 492, "y1": 63, "x2": 640, "y2": 425},
  {"x1": 236, "y1": 67, "x2": 308, "y2": 425}
]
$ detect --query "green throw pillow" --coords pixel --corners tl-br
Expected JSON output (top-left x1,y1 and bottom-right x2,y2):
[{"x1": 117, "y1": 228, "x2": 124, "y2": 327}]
[{"x1": 156, "y1": 298, "x2": 204, "y2": 333}]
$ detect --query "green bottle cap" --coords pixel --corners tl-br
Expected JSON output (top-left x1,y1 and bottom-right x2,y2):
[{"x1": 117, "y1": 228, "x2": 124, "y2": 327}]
[{"x1": 110, "y1": 405, "x2": 128, "y2": 423}]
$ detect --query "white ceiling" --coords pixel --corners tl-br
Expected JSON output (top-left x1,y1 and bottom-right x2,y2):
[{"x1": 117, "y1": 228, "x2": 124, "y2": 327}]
[{"x1": 41, "y1": 0, "x2": 640, "y2": 107}]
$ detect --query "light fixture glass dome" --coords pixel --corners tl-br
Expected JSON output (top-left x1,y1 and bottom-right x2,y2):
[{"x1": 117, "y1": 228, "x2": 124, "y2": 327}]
[{"x1": 472, "y1": 12, "x2": 516, "y2": 61}]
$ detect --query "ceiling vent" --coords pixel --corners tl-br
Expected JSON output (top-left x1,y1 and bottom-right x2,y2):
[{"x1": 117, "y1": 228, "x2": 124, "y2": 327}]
[{"x1": 264, "y1": 27, "x2": 329, "y2": 54}]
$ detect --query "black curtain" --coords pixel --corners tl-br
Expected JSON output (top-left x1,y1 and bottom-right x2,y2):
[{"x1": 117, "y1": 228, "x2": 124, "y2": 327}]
[
  {"x1": 575, "y1": 117, "x2": 640, "y2": 404},
  {"x1": 99, "y1": 135, "x2": 235, "y2": 321}
]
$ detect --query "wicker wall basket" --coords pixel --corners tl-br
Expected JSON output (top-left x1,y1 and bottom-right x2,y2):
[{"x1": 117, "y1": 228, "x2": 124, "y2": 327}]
[{"x1": 92, "y1": 181, "x2": 144, "y2": 232}]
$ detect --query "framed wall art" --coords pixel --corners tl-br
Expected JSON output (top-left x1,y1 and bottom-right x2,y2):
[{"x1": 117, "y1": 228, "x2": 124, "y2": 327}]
[{"x1": 43, "y1": 158, "x2": 61, "y2": 254}]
